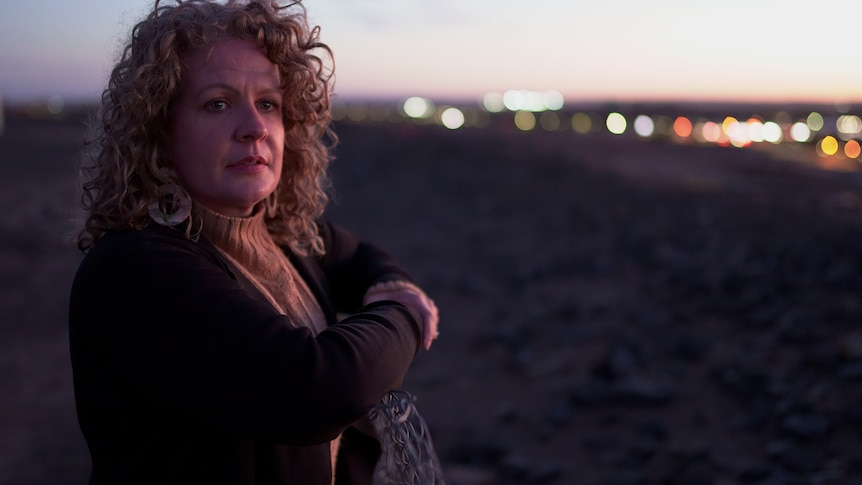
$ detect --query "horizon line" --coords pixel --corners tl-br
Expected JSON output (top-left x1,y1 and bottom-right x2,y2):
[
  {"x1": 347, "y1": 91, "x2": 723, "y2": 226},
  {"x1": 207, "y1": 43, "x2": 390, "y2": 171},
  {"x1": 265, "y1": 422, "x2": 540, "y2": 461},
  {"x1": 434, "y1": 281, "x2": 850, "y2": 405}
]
[{"x1": 3, "y1": 95, "x2": 861, "y2": 109}]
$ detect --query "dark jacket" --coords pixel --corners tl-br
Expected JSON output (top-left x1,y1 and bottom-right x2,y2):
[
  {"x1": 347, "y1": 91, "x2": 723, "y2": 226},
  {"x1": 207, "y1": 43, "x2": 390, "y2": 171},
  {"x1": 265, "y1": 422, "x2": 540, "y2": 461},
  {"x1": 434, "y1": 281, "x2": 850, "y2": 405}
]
[{"x1": 68, "y1": 220, "x2": 423, "y2": 485}]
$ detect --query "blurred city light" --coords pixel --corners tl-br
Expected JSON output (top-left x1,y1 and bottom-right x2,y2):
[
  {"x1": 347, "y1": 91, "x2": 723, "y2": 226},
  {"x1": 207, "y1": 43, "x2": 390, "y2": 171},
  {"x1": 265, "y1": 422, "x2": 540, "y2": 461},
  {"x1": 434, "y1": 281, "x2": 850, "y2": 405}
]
[
  {"x1": 539, "y1": 111, "x2": 561, "y2": 131},
  {"x1": 820, "y1": 136, "x2": 839, "y2": 156},
  {"x1": 46, "y1": 95, "x2": 64, "y2": 115},
  {"x1": 482, "y1": 92, "x2": 505, "y2": 113},
  {"x1": 837, "y1": 114, "x2": 862, "y2": 139},
  {"x1": 634, "y1": 115, "x2": 655, "y2": 138},
  {"x1": 440, "y1": 107, "x2": 465, "y2": 130},
  {"x1": 606, "y1": 112, "x2": 626, "y2": 135},
  {"x1": 403, "y1": 96, "x2": 435, "y2": 118},
  {"x1": 543, "y1": 91, "x2": 565, "y2": 111},
  {"x1": 790, "y1": 122, "x2": 811, "y2": 142},
  {"x1": 845, "y1": 140, "x2": 861, "y2": 159},
  {"x1": 499, "y1": 90, "x2": 564, "y2": 112},
  {"x1": 722, "y1": 117, "x2": 750, "y2": 148},
  {"x1": 514, "y1": 111, "x2": 536, "y2": 131},
  {"x1": 721, "y1": 117, "x2": 737, "y2": 135},
  {"x1": 503, "y1": 91, "x2": 530, "y2": 112},
  {"x1": 747, "y1": 119, "x2": 765, "y2": 143},
  {"x1": 807, "y1": 112, "x2": 824, "y2": 131},
  {"x1": 701, "y1": 121, "x2": 721, "y2": 143},
  {"x1": 762, "y1": 122, "x2": 783, "y2": 144},
  {"x1": 329, "y1": 93, "x2": 861, "y2": 173},
  {"x1": 571, "y1": 112, "x2": 592, "y2": 134},
  {"x1": 673, "y1": 116, "x2": 692, "y2": 138}
]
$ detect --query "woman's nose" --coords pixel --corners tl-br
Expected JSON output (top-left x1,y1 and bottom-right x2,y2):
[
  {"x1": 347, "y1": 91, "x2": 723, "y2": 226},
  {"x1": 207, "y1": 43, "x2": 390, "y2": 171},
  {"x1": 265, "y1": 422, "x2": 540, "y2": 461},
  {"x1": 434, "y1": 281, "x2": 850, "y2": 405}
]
[{"x1": 235, "y1": 108, "x2": 269, "y2": 142}]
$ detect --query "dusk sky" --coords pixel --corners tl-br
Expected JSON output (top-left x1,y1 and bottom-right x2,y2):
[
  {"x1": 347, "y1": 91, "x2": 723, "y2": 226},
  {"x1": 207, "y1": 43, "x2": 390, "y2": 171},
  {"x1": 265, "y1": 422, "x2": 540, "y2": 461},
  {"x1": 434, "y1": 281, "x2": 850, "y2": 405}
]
[{"x1": 1, "y1": 0, "x2": 860, "y2": 105}]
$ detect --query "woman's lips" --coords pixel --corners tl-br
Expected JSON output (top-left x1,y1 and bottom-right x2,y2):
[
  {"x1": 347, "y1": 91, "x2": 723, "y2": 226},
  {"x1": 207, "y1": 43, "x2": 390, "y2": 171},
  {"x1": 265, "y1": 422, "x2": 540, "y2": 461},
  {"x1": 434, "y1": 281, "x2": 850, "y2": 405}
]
[{"x1": 227, "y1": 156, "x2": 267, "y2": 173}]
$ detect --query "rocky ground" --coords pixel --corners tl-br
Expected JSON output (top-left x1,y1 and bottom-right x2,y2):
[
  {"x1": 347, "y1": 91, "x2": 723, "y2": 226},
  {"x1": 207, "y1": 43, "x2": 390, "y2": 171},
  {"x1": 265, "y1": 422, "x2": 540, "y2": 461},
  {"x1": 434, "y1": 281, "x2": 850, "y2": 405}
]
[{"x1": 2, "y1": 111, "x2": 862, "y2": 484}]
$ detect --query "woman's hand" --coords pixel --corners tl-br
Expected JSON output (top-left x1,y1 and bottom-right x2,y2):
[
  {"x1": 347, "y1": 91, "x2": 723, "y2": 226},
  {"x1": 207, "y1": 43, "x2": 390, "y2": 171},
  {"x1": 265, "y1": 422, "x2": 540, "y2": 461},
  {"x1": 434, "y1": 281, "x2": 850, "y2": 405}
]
[{"x1": 363, "y1": 282, "x2": 439, "y2": 350}]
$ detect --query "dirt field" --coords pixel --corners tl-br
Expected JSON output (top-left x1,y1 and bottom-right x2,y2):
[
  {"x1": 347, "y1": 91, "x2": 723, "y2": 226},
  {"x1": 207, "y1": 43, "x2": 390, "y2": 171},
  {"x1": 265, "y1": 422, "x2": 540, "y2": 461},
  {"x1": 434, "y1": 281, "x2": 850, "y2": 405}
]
[{"x1": 2, "y1": 108, "x2": 862, "y2": 484}]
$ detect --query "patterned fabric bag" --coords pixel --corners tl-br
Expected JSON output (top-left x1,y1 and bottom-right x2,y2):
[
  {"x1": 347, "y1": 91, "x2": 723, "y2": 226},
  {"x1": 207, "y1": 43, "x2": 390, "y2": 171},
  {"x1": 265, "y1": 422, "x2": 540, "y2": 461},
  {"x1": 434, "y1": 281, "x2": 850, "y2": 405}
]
[{"x1": 369, "y1": 390, "x2": 446, "y2": 485}]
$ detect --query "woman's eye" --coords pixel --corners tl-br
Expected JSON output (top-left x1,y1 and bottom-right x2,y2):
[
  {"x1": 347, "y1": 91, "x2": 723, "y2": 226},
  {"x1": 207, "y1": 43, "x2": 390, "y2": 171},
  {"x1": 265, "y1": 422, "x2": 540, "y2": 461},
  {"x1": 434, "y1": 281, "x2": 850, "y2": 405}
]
[
  {"x1": 259, "y1": 100, "x2": 279, "y2": 111},
  {"x1": 208, "y1": 99, "x2": 228, "y2": 111}
]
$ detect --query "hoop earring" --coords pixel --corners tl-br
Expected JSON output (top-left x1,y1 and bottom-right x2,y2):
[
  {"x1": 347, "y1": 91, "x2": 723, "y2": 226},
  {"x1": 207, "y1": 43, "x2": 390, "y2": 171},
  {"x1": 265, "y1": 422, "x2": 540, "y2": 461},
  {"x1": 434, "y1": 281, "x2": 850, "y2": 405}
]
[{"x1": 148, "y1": 184, "x2": 192, "y2": 226}]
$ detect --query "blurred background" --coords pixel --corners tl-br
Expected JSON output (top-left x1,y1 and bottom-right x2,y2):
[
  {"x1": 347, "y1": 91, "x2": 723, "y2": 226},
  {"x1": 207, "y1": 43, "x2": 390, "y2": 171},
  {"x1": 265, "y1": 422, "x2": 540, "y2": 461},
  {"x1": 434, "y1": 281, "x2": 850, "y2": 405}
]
[
  {"x1": 2, "y1": 1, "x2": 862, "y2": 484},
  {"x1": 2, "y1": 0, "x2": 861, "y2": 165},
  {"x1": 2, "y1": 0, "x2": 861, "y2": 103}
]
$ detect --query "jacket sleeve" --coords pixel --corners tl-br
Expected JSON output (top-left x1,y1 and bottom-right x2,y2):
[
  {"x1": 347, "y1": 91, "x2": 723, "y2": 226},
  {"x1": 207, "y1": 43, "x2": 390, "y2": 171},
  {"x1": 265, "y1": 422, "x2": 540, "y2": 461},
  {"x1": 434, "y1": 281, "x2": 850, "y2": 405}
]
[
  {"x1": 68, "y1": 227, "x2": 422, "y2": 446},
  {"x1": 315, "y1": 219, "x2": 416, "y2": 312}
]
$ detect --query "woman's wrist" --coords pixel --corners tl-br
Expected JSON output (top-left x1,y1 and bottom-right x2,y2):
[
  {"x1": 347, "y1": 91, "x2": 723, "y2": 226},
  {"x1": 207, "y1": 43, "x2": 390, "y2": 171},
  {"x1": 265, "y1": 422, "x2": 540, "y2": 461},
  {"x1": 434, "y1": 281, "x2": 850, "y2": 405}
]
[{"x1": 364, "y1": 280, "x2": 422, "y2": 298}]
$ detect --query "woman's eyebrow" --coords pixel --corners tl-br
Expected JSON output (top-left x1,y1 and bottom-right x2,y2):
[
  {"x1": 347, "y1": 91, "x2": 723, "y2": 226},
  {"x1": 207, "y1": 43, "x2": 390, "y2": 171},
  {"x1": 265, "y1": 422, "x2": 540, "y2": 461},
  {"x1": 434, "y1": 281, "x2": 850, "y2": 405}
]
[
  {"x1": 194, "y1": 82, "x2": 282, "y2": 97},
  {"x1": 196, "y1": 82, "x2": 237, "y2": 94}
]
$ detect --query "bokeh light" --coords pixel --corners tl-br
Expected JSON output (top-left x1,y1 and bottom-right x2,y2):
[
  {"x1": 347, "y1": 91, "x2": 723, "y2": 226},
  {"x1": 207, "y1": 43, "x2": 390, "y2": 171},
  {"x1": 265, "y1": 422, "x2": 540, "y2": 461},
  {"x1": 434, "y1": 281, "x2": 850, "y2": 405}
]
[
  {"x1": 606, "y1": 112, "x2": 626, "y2": 135},
  {"x1": 347, "y1": 102, "x2": 368, "y2": 122},
  {"x1": 505, "y1": 91, "x2": 538, "y2": 112},
  {"x1": 762, "y1": 122, "x2": 783, "y2": 144},
  {"x1": 633, "y1": 115, "x2": 655, "y2": 138},
  {"x1": 837, "y1": 114, "x2": 862, "y2": 139},
  {"x1": 514, "y1": 111, "x2": 536, "y2": 131},
  {"x1": 721, "y1": 117, "x2": 738, "y2": 135},
  {"x1": 502, "y1": 90, "x2": 564, "y2": 112},
  {"x1": 790, "y1": 122, "x2": 811, "y2": 142},
  {"x1": 820, "y1": 136, "x2": 839, "y2": 156},
  {"x1": 403, "y1": 96, "x2": 434, "y2": 118},
  {"x1": 440, "y1": 107, "x2": 465, "y2": 130},
  {"x1": 845, "y1": 139, "x2": 861, "y2": 159},
  {"x1": 539, "y1": 111, "x2": 561, "y2": 131},
  {"x1": 333, "y1": 94, "x2": 861, "y2": 172},
  {"x1": 701, "y1": 121, "x2": 721, "y2": 143},
  {"x1": 807, "y1": 112, "x2": 824, "y2": 131},
  {"x1": 747, "y1": 119, "x2": 765, "y2": 143},
  {"x1": 790, "y1": 121, "x2": 811, "y2": 143},
  {"x1": 673, "y1": 116, "x2": 692, "y2": 138},
  {"x1": 47, "y1": 95, "x2": 64, "y2": 115},
  {"x1": 543, "y1": 91, "x2": 565, "y2": 111},
  {"x1": 572, "y1": 112, "x2": 592, "y2": 134},
  {"x1": 502, "y1": 91, "x2": 526, "y2": 112},
  {"x1": 483, "y1": 92, "x2": 505, "y2": 113},
  {"x1": 723, "y1": 117, "x2": 750, "y2": 147}
]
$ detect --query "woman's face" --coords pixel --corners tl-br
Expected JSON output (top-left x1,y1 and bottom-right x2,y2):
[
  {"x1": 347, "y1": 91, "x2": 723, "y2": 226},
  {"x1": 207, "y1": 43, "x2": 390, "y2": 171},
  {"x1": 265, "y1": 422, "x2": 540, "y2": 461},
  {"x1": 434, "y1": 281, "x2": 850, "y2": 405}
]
[{"x1": 168, "y1": 38, "x2": 284, "y2": 217}]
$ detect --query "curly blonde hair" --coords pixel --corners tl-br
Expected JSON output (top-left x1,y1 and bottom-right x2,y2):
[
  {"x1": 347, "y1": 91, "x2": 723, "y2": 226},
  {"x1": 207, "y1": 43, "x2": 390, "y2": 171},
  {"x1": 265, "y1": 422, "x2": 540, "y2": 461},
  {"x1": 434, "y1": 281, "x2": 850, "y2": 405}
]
[{"x1": 77, "y1": 0, "x2": 335, "y2": 256}]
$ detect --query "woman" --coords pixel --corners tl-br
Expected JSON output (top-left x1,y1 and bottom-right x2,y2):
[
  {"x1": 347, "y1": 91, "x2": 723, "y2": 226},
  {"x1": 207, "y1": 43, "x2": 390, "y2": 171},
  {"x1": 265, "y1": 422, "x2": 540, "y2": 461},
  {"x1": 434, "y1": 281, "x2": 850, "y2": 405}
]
[{"x1": 68, "y1": 1, "x2": 439, "y2": 484}]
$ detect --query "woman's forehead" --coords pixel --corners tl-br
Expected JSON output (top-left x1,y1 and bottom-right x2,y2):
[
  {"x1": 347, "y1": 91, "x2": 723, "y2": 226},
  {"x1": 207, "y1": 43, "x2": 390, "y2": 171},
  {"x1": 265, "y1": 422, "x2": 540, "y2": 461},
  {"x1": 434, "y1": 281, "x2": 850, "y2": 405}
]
[
  {"x1": 179, "y1": 39, "x2": 280, "y2": 89},
  {"x1": 182, "y1": 39, "x2": 273, "y2": 71}
]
